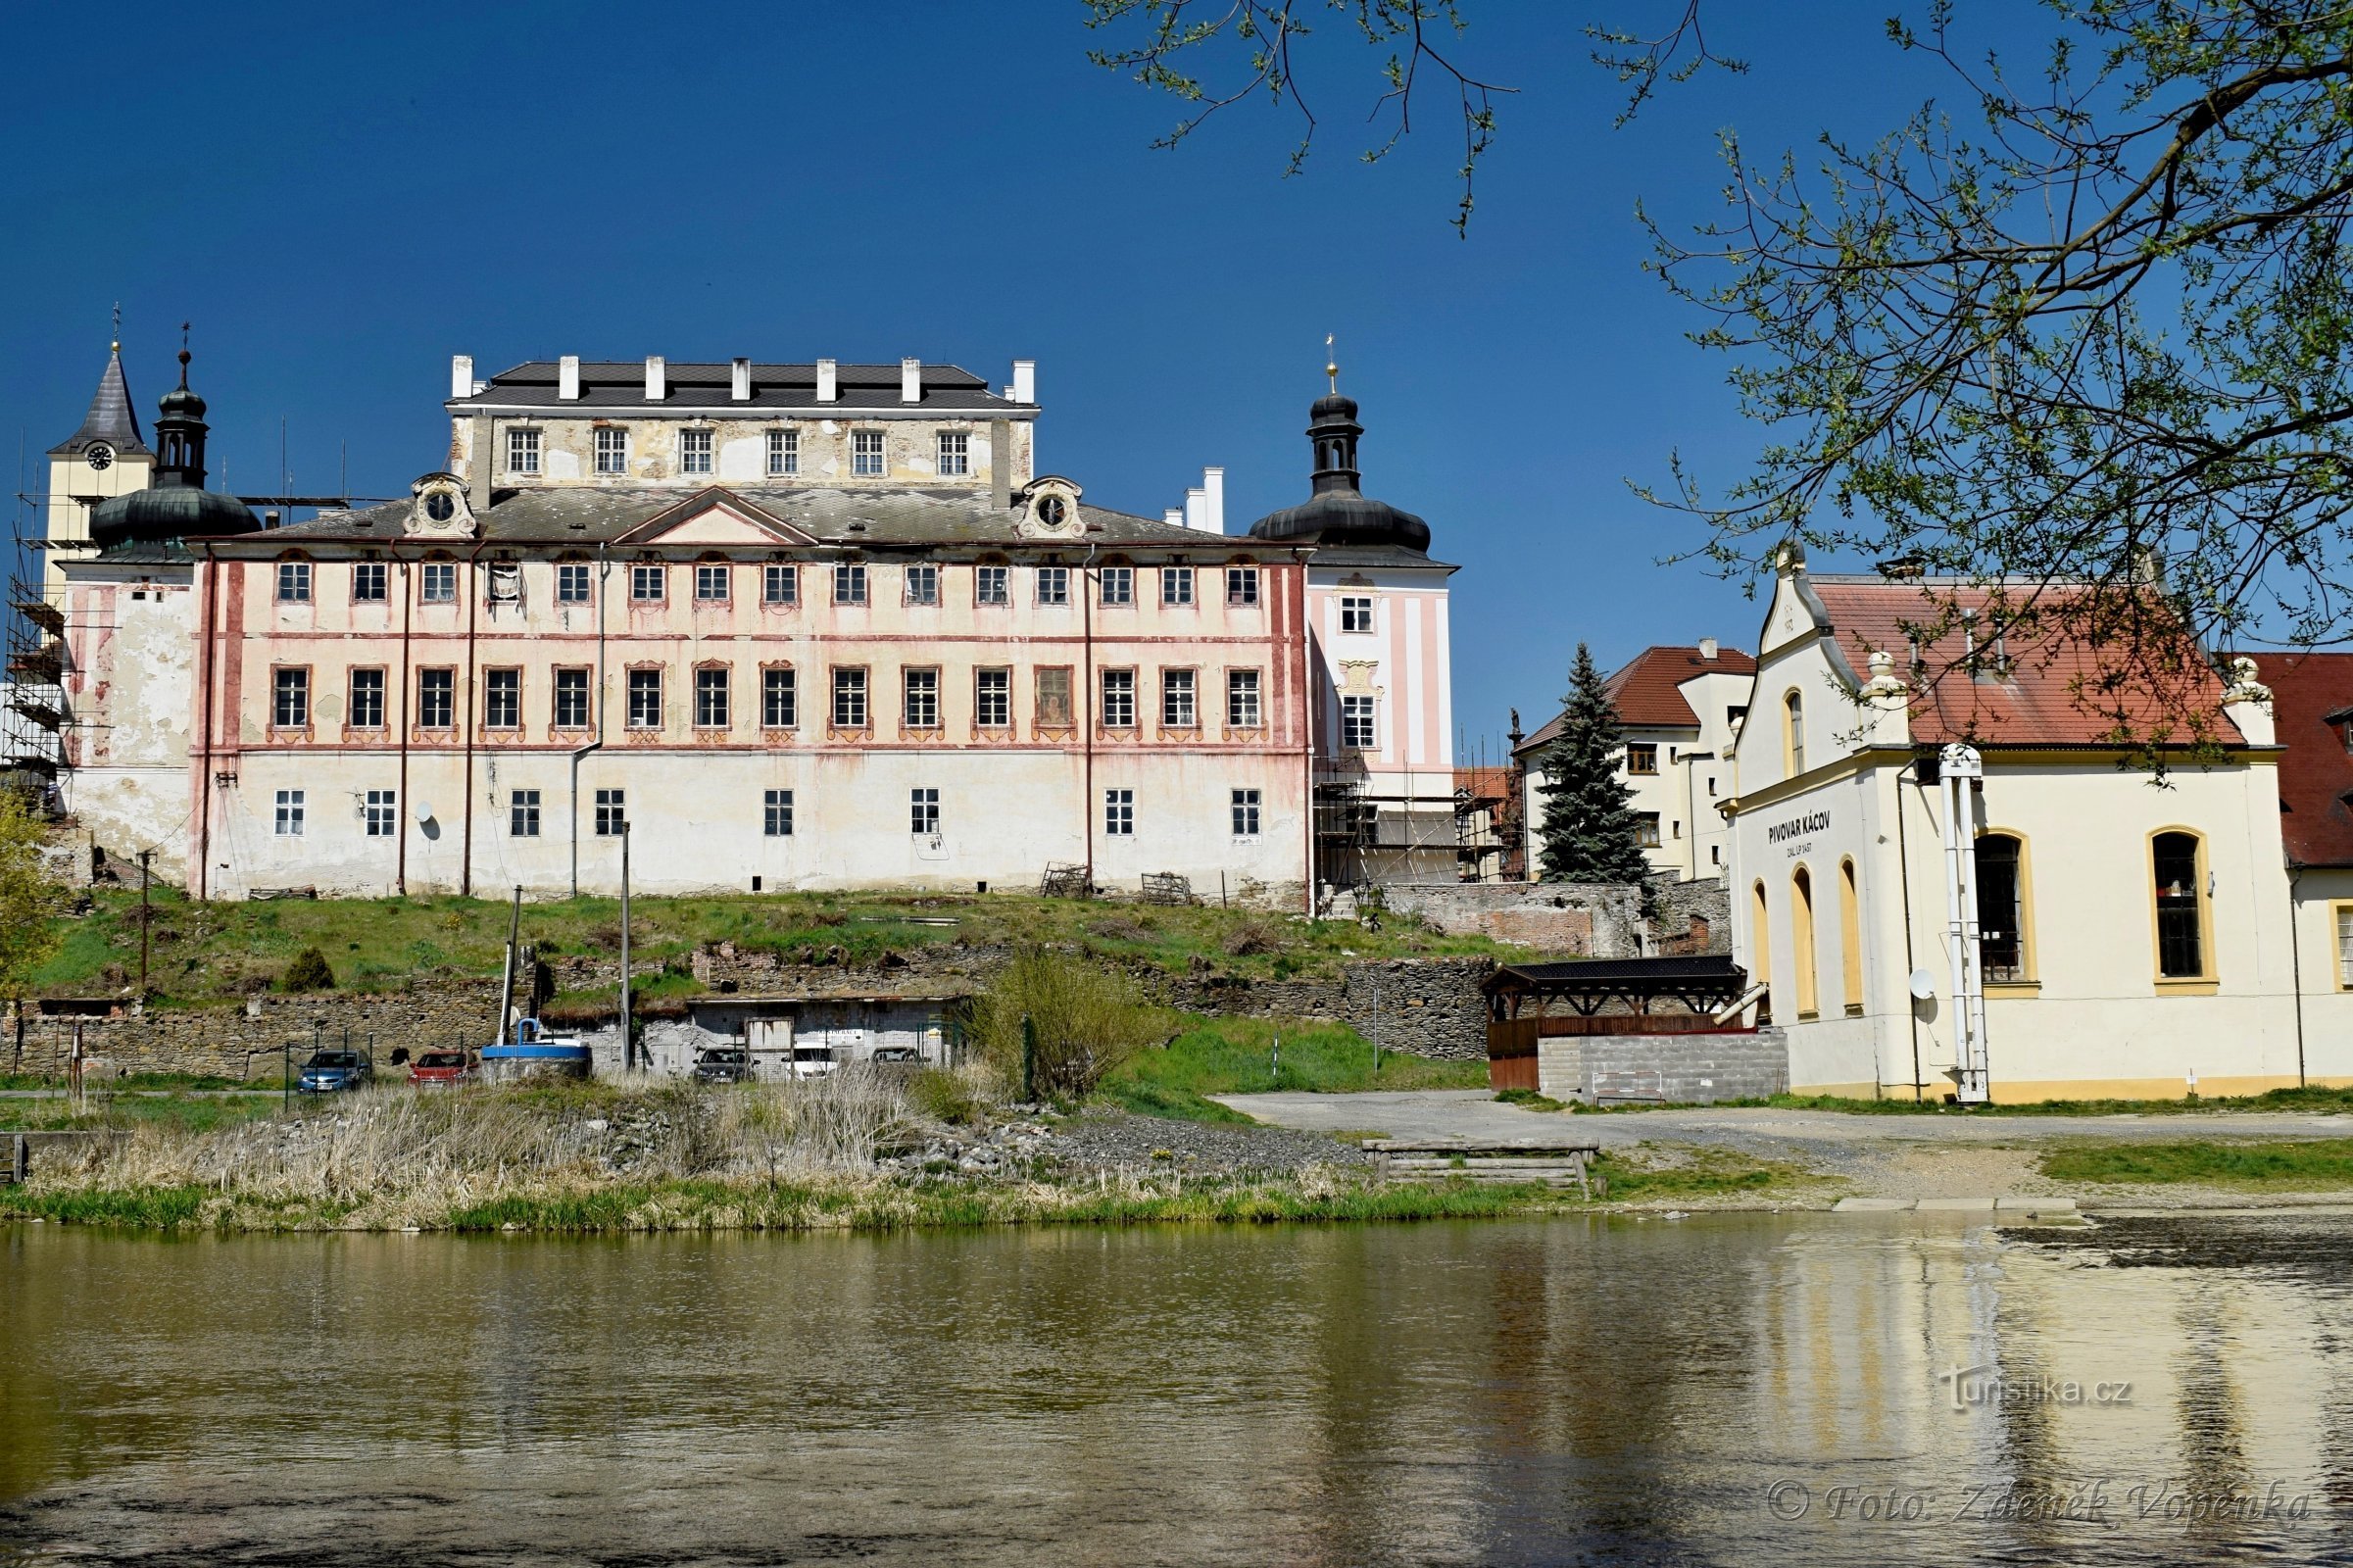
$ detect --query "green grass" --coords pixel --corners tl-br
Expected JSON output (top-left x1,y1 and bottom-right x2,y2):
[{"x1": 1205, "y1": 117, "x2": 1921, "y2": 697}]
[
  {"x1": 2040, "y1": 1139, "x2": 2353, "y2": 1188},
  {"x1": 1564, "y1": 1084, "x2": 2353, "y2": 1117},
  {"x1": 1594, "y1": 1148, "x2": 1815, "y2": 1200},
  {"x1": 0, "y1": 1092, "x2": 281, "y2": 1134},
  {"x1": 1098, "y1": 1015, "x2": 1490, "y2": 1123},
  {"x1": 32, "y1": 888, "x2": 1538, "y2": 1009},
  {"x1": 0, "y1": 1070, "x2": 269, "y2": 1092},
  {"x1": 1495, "y1": 1087, "x2": 1570, "y2": 1112}
]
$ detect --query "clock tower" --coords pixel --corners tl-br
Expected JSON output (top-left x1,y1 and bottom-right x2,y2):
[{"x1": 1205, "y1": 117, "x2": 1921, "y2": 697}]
[{"x1": 44, "y1": 338, "x2": 156, "y2": 598}]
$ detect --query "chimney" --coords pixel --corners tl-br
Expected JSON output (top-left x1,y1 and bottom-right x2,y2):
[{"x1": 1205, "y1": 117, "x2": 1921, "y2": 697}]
[
  {"x1": 1164, "y1": 508, "x2": 1186, "y2": 528},
  {"x1": 1010, "y1": 359, "x2": 1036, "y2": 405},
  {"x1": 1201, "y1": 466, "x2": 1225, "y2": 534},
  {"x1": 1184, "y1": 487, "x2": 1207, "y2": 532},
  {"x1": 644, "y1": 356, "x2": 666, "y2": 401},
  {"x1": 901, "y1": 357, "x2": 922, "y2": 404},
  {"x1": 731, "y1": 358, "x2": 752, "y2": 401},
  {"x1": 559, "y1": 356, "x2": 581, "y2": 401},
  {"x1": 816, "y1": 358, "x2": 838, "y2": 403},
  {"x1": 450, "y1": 355, "x2": 474, "y2": 401},
  {"x1": 1698, "y1": 637, "x2": 1719, "y2": 662}
]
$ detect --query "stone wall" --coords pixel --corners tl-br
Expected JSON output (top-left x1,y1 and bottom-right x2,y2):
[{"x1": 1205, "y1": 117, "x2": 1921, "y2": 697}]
[
  {"x1": 1161, "y1": 957, "x2": 1495, "y2": 1061},
  {"x1": 7, "y1": 983, "x2": 509, "y2": 1080},
  {"x1": 1374, "y1": 876, "x2": 1733, "y2": 960},
  {"x1": 1537, "y1": 1028, "x2": 1787, "y2": 1105}
]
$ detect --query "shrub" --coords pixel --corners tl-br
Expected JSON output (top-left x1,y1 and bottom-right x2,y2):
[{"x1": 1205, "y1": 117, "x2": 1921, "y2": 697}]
[
  {"x1": 969, "y1": 946, "x2": 1164, "y2": 1102},
  {"x1": 1222, "y1": 917, "x2": 1282, "y2": 956},
  {"x1": 907, "y1": 1066, "x2": 987, "y2": 1126},
  {"x1": 280, "y1": 947, "x2": 336, "y2": 992}
]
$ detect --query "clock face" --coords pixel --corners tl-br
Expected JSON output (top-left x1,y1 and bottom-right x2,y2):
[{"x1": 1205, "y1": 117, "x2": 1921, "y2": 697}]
[{"x1": 85, "y1": 444, "x2": 113, "y2": 471}]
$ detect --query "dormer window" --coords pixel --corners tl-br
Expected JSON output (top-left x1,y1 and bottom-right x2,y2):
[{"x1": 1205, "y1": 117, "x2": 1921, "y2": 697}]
[{"x1": 679, "y1": 428, "x2": 713, "y2": 475}]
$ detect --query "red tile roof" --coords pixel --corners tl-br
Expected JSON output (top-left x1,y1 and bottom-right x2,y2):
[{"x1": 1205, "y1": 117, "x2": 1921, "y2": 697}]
[
  {"x1": 1517, "y1": 645, "x2": 1755, "y2": 754},
  {"x1": 2247, "y1": 653, "x2": 2353, "y2": 867},
  {"x1": 1803, "y1": 577, "x2": 2244, "y2": 748}
]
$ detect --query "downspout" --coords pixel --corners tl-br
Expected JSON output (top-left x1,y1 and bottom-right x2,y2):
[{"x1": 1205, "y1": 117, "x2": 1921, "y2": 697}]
[
  {"x1": 395, "y1": 551, "x2": 413, "y2": 897},
  {"x1": 460, "y1": 541, "x2": 487, "y2": 897},
  {"x1": 2289, "y1": 860, "x2": 2309, "y2": 1088},
  {"x1": 194, "y1": 544, "x2": 219, "y2": 901},
  {"x1": 1080, "y1": 539, "x2": 1100, "y2": 893},
  {"x1": 569, "y1": 543, "x2": 610, "y2": 899},
  {"x1": 1298, "y1": 548, "x2": 1315, "y2": 914},
  {"x1": 1895, "y1": 771, "x2": 1924, "y2": 1102}
]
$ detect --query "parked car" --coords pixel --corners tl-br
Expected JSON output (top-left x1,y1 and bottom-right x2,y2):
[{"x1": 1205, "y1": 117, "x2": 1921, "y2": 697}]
[
  {"x1": 692, "y1": 1048, "x2": 754, "y2": 1085},
  {"x1": 408, "y1": 1050, "x2": 474, "y2": 1088},
  {"x1": 297, "y1": 1050, "x2": 371, "y2": 1095},
  {"x1": 869, "y1": 1046, "x2": 922, "y2": 1065},
  {"x1": 788, "y1": 1046, "x2": 839, "y2": 1079}
]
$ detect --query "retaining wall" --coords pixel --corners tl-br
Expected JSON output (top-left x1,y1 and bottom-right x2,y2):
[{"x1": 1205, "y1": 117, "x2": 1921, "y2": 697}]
[{"x1": 1535, "y1": 1028, "x2": 1787, "y2": 1105}]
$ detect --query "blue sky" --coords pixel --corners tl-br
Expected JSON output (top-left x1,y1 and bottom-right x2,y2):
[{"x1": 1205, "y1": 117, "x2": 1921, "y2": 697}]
[{"x1": 0, "y1": 1, "x2": 2047, "y2": 757}]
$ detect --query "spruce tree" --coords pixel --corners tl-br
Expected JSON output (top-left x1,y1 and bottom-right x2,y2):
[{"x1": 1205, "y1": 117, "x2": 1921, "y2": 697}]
[{"x1": 1535, "y1": 644, "x2": 1654, "y2": 884}]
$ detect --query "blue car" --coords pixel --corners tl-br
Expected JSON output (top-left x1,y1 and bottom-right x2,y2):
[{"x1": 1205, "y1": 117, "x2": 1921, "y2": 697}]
[{"x1": 297, "y1": 1050, "x2": 371, "y2": 1094}]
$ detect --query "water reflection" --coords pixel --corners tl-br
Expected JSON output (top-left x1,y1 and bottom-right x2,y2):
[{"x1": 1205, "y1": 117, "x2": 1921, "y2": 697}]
[{"x1": 4, "y1": 1212, "x2": 2351, "y2": 1564}]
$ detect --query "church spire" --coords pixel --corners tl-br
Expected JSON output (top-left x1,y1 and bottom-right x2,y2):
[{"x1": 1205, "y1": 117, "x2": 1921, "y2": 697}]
[
  {"x1": 49, "y1": 338, "x2": 150, "y2": 461},
  {"x1": 152, "y1": 327, "x2": 212, "y2": 490}
]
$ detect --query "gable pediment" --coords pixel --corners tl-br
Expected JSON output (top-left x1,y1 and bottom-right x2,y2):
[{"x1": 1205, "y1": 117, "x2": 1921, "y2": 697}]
[{"x1": 616, "y1": 488, "x2": 818, "y2": 548}]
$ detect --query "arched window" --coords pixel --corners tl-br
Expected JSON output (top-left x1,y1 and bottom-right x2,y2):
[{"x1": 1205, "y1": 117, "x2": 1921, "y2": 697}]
[
  {"x1": 1976, "y1": 833, "x2": 2032, "y2": 984},
  {"x1": 1838, "y1": 858, "x2": 1864, "y2": 1015},
  {"x1": 1750, "y1": 880, "x2": 1773, "y2": 1025},
  {"x1": 2152, "y1": 831, "x2": 2209, "y2": 980},
  {"x1": 1784, "y1": 689, "x2": 1806, "y2": 775},
  {"x1": 1790, "y1": 865, "x2": 1821, "y2": 1019}
]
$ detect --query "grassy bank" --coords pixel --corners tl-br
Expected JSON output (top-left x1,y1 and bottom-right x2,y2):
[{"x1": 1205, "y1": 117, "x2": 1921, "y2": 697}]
[
  {"x1": 2041, "y1": 1139, "x2": 2353, "y2": 1189},
  {"x1": 37, "y1": 887, "x2": 1530, "y2": 1007},
  {"x1": 1101, "y1": 1016, "x2": 1488, "y2": 1123},
  {"x1": 1544, "y1": 1085, "x2": 2353, "y2": 1117}
]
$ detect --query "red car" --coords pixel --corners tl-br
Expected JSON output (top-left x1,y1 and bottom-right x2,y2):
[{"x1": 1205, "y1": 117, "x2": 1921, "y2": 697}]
[{"x1": 408, "y1": 1050, "x2": 476, "y2": 1088}]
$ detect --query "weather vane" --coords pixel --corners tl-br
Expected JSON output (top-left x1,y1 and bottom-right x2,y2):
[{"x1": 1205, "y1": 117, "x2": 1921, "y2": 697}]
[
  {"x1": 1325, "y1": 333, "x2": 1338, "y2": 394},
  {"x1": 111, "y1": 301, "x2": 122, "y2": 352}
]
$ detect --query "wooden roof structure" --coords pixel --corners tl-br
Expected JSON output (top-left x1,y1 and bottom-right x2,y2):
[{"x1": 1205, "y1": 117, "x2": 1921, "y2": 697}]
[{"x1": 1483, "y1": 956, "x2": 1748, "y2": 1019}]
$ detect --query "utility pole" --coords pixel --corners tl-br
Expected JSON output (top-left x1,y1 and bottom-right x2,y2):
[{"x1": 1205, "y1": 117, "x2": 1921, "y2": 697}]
[
  {"x1": 618, "y1": 822, "x2": 632, "y2": 1074},
  {"x1": 136, "y1": 851, "x2": 152, "y2": 1000}
]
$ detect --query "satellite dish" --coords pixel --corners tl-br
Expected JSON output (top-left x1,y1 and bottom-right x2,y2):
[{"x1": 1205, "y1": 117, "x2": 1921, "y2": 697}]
[
  {"x1": 414, "y1": 800, "x2": 436, "y2": 824},
  {"x1": 1908, "y1": 968, "x2": 1936, "y2": 1001}
]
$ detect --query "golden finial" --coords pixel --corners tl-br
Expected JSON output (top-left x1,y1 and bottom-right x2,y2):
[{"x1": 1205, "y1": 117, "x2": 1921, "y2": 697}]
[
  {"x1": 110, "y1": 301, "x2": 121, "y2": 353},
  {"x1": 1325, "y1": 333, "x2": 1338, "y2": 394}
]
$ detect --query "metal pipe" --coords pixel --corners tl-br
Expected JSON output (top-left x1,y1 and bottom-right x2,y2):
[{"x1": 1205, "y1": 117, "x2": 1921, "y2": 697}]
[
  {"x1": 194, "y1": 544, "x2": 220, "y2": 901},
  {"x1": 619, "y1": 823, "x2": 632, "y2": 1073},
  {"x1": 459, "y1": 542, "x2": 487, "y2": 897},
  {"x1": 1895, "y1": 771, "x2": 1925, "y2": 1102},
  {"x1": 569, "y1": 543, "x2": 611, "y2": 899},
  {"x1": 395, "y1": 551, "x2": 414, "y2": 896},
  {"x1": 2289, "y1": 860, "x2": 2309, "y2": 1088},
  {"x1": 1079, "y1": 539, "x2": 1099, "y2": 893},
  {"x1": 1937, "y1": 744, "x2": 1989, "y2": 1102}
]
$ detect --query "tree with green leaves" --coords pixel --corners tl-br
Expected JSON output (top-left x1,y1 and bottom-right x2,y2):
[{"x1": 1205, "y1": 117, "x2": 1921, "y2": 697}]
[
  {"x1": 0, "y1": 790, "x2": 66, "y2": 1004},
  {"x1": 1535, "y1": 645, "x2": 1652, "y2": 885}
]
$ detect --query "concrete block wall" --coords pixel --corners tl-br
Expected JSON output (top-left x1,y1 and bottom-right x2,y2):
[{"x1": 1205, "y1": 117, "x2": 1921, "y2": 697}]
[{"x1": 1537, "y1": 1027, "x2": 1787, "y2": 1104}]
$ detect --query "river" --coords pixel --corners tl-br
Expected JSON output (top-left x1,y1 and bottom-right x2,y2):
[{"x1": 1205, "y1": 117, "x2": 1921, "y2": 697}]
[{"x1": 4, "y1": 1210, "x2": 2350, "y2": 1565}]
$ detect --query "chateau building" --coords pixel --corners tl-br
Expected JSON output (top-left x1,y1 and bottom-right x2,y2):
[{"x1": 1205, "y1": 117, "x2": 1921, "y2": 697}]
[{"x1": 47, "y1": 347, "x2": 1456, "y2": 905}]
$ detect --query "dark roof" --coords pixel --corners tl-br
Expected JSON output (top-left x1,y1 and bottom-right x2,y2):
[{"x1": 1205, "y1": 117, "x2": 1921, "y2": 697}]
[
  {"x1": 2247, "y1": 653, "x2": 2353, "y2": 867},
  {"x1": 1492, "y1": 956, "x2": 1743, "y2": 987},
  {"x1": 1308, "y1": 543, "x2": 1458, "y2": 571},
  {"x1": 451, "y1": 361, "x2": 1032, "y2": 416},
  {"x1": 1518, "y1": 644, "x2": 1755, "y2": 755},
  {"x1": 89, "y1": 485, "x2": 259, "y2": 550},
  {"x1": 1247, "y1": 391, "x2": 1432, "y2": 554},
  {"x1": 49, "y1": 348, "x2": 150, "y2": 459},
  {"x1": 229, "y1": 485, "x2": 1298, "y2": 555}
]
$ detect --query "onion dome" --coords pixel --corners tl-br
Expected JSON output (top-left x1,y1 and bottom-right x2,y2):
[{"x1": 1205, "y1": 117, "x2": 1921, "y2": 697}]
[
  {"x1": 1247, "y1": 390, "x2": 1430, "y2": 553},
  {"x1": 88, "y1": 346, "x2": 258, "y2": 548}
]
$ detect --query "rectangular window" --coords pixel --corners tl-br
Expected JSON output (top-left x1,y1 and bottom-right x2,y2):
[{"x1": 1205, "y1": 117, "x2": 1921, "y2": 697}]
[
  {"x1": 1161, "y1": 668, "x2": 1197, "y2": 728},
  {"x1": 695, "y1": 666, "x2": 729, "y2": 728},
  {"x1": 272, "y1": 667, "x2": 310, "y2": 728},
  {"x1": 1340, "y1": 596, "x2": 1373, "y2": 634},
  {"x1": 832, "y1": 667, "x2": 868, "y2": 728},
  {"x1": 421, "y1": 563, "x2": 457, "y2": 604},
  {"x1": 556, "y1": 563, "x2": 592, "y2": 604},
  {"x1": 694, "y1": 563, "x2": 729, "y2": 603},
  {"x1": 905, "y1": 564, "x2": 939, "y2": 606},
  {"x1": 1036, "y1": 565, "x2": 1070, "y2": 606},
  {"x1": 630, "y1": 563, "x2": 664, "y2": 603},
  {"x1": 2338, "y1": 906, "x2": 2353, "y2": 988},
  {"x1": 834, "y1": 563, "x2": 867, "y2": 606},
  {"x1": 1104, "y1": 788, "x2": 1134, "y2": 837},
  {"x1": 1341, "y1": 695, "x2": 1376, "y2": 750},
  {"x1": 511, "y1": 789, "x2": 541, "y2": 838},
  {"x1": 909, "y1": 787, "x2": 939, "y2": 835},
  {"x1": 364, "y1": 788, "x2": 397, "y2": 838},
  {"x1": 937, "y1": 431, "x2": 969, "y2": 476},
  {"x1": 852, "y1": 430, "x2": 886, "y2": 477},
  {"x1": 1231, "y1": 788, "x2": 1261, "y2": 838},
  {"x1": 417, "y1": 667, "x2": 454, "y2": 729},
  {"x1": 507, "y1": 427, "x2": 540, "y2": 475},
  {"x1": 766, "y1": 427, "x2": 798, "y2": 476},
  {"x1": 762, "y1": 667, "x2": 797, "y2": 728},
  {"x1": 679, "y1": 427, "x2": 712, "y2": 474},
  {"x1": 627, "y1": 668, "x2": 662, "y2": 729},
  {"x1": 1225, "y1": 566, "x2": 1259, "y2": 607},
  {"x1": 2153, "y1": 832, "x2": 2206, "y2": 979},
  {"x1": 484, "y1": 668, "x2": 521, "y2": 729},
  {"x1": 1036, "y1": 666, "x2": 1072, "y2": 727},
  {"x1": 594, "y1": 788, "x2": 625, "y2": 837},
  {"x1": 975, "y1": 667, "x2": 1010, "y2": 727},
  {"x1": 1160, "y1": 566, "x2": 1195, "y2": 607},
  {"x1": 903, "y1": 666, "x2": 940, "y2": 728},
  {"x1": 1102, "y1": 668, "x2": 1136, "y2": 728},
  {"x1": 1626, "y1": 743, "x2": 1659, "y2": 776},
  {"x1": 762, "y1": 564, "x2": 798, "y2": 606},
  {"x1": 348, "y1": 668, "x2": 385, "y2": 729},
  {"x1": 274, "y1": 789, "x2": 304, "y2": 836},
  {"x1": 1100, "y1": 565, "x2": 1134, "y2": 606},
  {"x1": 764, "y1": 788, "x2": 794, "y2": 838},
  {"x1": 1227, "y1": 669, "x2": 1262, "y2": 728},
  {"x1": 554, "y1": 666, "x2": 590, "y2": 729},
  {"x1": 976, "y1": 564, "x2": 1009, "y2": 606},
  {"x1": 350, "y1": 562, "x2": 386, "y2": 604},
  {"x1": 594, "y1": 427, "x2": 628, "y2": 475},
  {"x1": 1636, "y1": 812, "x2": 1662, "y2": 848}
]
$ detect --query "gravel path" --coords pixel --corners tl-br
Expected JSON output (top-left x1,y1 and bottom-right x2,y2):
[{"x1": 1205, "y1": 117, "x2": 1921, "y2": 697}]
[{"x1": 1042, "y1": 1108, "x2": 1372, "y2": 1176}]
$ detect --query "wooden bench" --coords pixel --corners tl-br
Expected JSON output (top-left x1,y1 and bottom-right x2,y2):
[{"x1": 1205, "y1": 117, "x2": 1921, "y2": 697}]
[{"x1": 1361, "y1": 1138, "x2": 1604, "y2": 1196}]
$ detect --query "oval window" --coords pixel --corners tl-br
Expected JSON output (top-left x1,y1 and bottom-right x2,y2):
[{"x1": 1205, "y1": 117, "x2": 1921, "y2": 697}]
[{"x1": 424, "y1": 492, "x2": 456, "y2": 522}]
